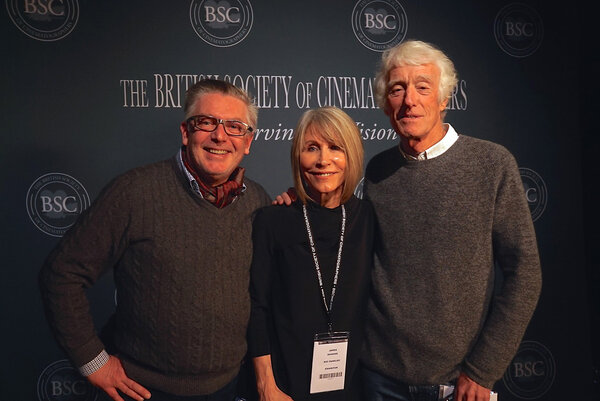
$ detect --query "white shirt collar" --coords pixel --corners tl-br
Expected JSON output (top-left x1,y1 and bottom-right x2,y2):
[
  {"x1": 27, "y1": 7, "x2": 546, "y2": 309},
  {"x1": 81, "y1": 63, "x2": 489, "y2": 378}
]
[{"x1": 399, "y1": 124, "x2": 459, "y2": 161}]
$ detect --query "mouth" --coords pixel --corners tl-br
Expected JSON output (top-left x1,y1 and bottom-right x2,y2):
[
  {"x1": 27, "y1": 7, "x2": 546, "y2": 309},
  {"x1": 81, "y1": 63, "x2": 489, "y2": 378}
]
[
  {"x1": 205, "y1": 148, "x2": 230, "y2": 155},
  {"x1": 310, "y1": 172, "x2": 337, "y2": 177}
]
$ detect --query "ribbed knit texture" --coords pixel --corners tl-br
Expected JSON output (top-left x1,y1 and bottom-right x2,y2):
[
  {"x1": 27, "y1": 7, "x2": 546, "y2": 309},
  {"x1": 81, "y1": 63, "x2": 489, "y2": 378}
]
[
  {"x1": 39, "y1": 156, "x2": 271, "y2": 395},
  {"x1": 362, "y1": 135, "x2": 542, "y2": 389}
]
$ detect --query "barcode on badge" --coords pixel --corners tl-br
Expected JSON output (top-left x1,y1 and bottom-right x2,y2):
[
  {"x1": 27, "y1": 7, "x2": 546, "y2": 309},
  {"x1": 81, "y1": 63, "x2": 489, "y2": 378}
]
[{"x1": 319, "y1": 372, "x2": 343, "y2": 379}]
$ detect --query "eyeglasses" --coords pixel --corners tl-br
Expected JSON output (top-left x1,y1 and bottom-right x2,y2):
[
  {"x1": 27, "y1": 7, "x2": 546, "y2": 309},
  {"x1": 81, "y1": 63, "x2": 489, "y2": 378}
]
[{"x1": 185, "y1": 115, "x2": 253, "y2": 137}]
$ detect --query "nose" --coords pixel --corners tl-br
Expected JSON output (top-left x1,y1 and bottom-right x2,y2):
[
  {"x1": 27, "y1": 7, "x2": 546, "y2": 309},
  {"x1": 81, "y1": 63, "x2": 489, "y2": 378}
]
[
  {"x1": 317, "y1": 148, "x2": 332, "y2": 166},
  {"x1": 210, "y1": 122, "x2": 228, "y2": 142},
  {"x1": 404, "y1": 85, "x2": 417, "y2": 106}
]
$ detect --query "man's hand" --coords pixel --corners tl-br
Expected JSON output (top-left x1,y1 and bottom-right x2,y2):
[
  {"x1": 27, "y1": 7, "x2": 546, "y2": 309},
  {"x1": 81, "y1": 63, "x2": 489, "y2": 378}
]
[
  {"x1": 453, "y1": 372, "x2": 490, "y2": 401},
  {"x1": 87, "y1": 355, "x2": 151, "y2": 401},
  {"x1": 272, "y1": 188, "x2": 296, "y2": 206}
]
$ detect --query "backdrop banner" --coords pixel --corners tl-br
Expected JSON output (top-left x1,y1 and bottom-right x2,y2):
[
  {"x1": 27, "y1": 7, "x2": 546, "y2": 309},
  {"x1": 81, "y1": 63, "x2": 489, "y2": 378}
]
[{"x1": 1, "y1": 1, "x2": 594, "y2": 400}]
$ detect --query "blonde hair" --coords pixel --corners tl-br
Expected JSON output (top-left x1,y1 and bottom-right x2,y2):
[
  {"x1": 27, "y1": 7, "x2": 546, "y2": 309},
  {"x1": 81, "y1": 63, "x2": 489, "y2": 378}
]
[{"x1": 291, "y1": 107, "x2": 364, "y2": 205}]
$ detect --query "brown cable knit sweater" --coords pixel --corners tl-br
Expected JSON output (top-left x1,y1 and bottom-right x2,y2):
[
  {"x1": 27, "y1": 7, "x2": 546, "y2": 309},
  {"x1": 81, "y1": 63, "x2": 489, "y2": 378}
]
[{"x1": 39, "y1": 156, "x2": 271, "y2": 395}]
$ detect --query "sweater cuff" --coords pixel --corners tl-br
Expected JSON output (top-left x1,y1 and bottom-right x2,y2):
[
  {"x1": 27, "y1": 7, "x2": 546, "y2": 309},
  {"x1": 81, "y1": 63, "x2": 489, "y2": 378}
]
[
  {"x1": 461, "y1": 362, "x2": 496, "y2": 390},
  {"x1": 79, "y1": 350, "x2": 109, "y2": 377}
]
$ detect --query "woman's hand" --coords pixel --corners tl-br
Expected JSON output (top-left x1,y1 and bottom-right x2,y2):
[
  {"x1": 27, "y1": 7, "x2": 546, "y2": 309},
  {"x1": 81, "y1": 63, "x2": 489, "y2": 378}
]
[
  {"x1": 258, "y1": 382, "x2": 294, "y2": 401},
  {"x1": 253, "y1": 355, "x2": 294, "y2": 401}
]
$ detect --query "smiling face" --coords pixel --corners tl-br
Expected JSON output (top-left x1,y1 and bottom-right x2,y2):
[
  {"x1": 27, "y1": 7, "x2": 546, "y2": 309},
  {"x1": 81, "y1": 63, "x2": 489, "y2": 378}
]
[
  {"x1": 299, "y1": 129, "x2": 347, "y2": 208},
  {"x1": 180, "y1": 93, "x2": 253, "y2": 187},
  {"x1": 386, "y1": 63, "x2": 448, "y2": 154}
]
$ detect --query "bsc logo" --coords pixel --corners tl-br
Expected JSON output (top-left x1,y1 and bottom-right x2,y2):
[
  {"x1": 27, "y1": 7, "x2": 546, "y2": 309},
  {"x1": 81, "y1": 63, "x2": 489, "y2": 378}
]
[
  {"x1": 494, "y1": 3, "x2": 543, "y2": 58},
  {"x1": 189, "y1": 0, "x2": 253, "y2": 47},
  {"x1": 6, "y1": 0, "x2": 79, "y2": 42},
  {"x1": 37, "y1": 359, "x2": 98, "y2": 401},
  {"x1": 351, "y1": 0, "x2": 407, "y2": 52},
  {"x1": 26, "y1": 173, "x2": 90, "y2": 237},
  {"x1": 502, "y1": 341, "x2": 556, "y2": 399},
  {"x1": 519, "y1": 168, "x2": 547, "y2": 222}
]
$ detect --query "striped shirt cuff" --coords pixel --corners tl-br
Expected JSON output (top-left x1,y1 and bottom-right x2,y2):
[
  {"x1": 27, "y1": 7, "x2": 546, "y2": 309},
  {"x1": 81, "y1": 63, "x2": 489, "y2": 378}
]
[{"x1": 79, "y1": 350, "x2": 109, "y2": 377}]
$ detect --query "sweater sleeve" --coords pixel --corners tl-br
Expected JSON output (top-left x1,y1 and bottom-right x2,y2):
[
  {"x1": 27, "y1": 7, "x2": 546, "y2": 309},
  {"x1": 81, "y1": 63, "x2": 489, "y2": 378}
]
[
  {"x1": 247, "y1": 208, "x2": 276, "y2": 358},
  {"x1": 462, "y1": 152, "x2": 542, "y2": 388},
  {"x1": 39, "y1": 173, "x2": 134, "y2": 367}
]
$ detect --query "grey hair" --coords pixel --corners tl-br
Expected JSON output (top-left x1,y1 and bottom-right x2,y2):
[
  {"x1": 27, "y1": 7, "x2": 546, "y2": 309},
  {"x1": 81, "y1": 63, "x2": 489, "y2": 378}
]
[
  {"x1": 374, "y1": 40, "x2": 458, "y2": 109},
  {"x1": 183, "y1": 78, "x2": 258, "y2": 129}
]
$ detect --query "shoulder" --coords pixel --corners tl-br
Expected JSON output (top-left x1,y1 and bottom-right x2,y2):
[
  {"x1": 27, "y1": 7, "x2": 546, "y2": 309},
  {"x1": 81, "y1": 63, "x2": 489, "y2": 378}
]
[
  {"x1": 254, "y1": 201, "x2": 300, "y2": 222},
  {"x1": 109, "y1": 159, "x2": 173, "y2": 187},
  {"x1": 453, "y1": 135, "x2": 523, "y2": 188},
  {"x1": 347, "y1": 197, "x2": 376, "y2": 233},
  {"x1": 243, "y1": 176, "x2": 272, "y2": 206},
  {"x1": 94, "y1": 159, "x2": 173, "y2": 202},
  {"x1": 457, "y1": 135, "x2": 516, "y2": 165},
  {"x1": 365, "y1": 145, "x2": 404, "y2": 183},
  {"x1": 347, "y1": 195, "x2": 374, "y2": 216},
  {"x1": 251, "y1": 203, "x2": 302, "y2": 242}
]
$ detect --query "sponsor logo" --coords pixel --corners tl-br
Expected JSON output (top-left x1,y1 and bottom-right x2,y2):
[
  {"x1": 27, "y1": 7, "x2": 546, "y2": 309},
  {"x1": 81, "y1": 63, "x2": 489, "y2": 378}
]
[
  {"x1": 189, "y1": 0, "x2": 253, "y2": 47},
  {"x1": 26, "y1": 173, "x2": 90, "y2": 237},
  {"x1": 503, "y1": 341, "x2": 556, "y2": 399},
  {"x1": 37, "y1": 359, "x2": 98, "y2": 401},
  {"x1": 494, "y1": 3, "x2": 543, "y2": 58},
  {"x1": 6, "y1": 0, "x2": 79, "y2": 42},
  {"x1": 519, "y1": 168, "x2": 547, "y2": 222},
  {"x1": 351, "y1": 0, "x2": 407, "y2": 52}
]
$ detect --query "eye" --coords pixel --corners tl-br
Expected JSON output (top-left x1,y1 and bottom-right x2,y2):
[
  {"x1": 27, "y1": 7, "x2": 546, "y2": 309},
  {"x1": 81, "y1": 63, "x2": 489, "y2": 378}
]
[
  {"x1": 329, "y1": 144, "x2": 344, "y2": 152},
  {"x1": 388, "y1": 86, "x2": 404, "y2": 97},
  {"x1": 226, "y1": 121, "x2": 244, "y2": 130},
  {"x1": 197, "y1": 117, "x2": 214, "y2": 126}
]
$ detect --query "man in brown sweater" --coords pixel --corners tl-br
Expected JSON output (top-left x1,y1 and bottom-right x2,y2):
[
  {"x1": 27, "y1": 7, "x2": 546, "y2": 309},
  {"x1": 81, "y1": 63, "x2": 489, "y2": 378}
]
[{"x1": 39, "y1": 79, "x2": 271, "y2": 401}]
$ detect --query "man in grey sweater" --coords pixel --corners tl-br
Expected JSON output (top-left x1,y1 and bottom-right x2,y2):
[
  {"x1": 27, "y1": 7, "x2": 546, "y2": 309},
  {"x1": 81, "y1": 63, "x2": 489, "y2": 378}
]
[
  {"x1": 361, "y1": 40, "x2": 542, "y2": 401},
  {"x1": 39, "y1": 79, "x2": 271, "y2": 401}
]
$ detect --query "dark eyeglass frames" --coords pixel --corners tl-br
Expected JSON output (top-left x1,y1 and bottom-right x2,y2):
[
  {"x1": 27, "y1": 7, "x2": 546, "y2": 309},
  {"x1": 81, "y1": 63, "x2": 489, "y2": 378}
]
[{"x1": 185, "y1": 115, "x2": 253, "y2": 137}]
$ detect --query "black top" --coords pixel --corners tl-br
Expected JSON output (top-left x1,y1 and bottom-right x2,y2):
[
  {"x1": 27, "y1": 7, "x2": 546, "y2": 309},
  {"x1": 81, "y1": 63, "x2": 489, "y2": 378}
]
[{"x1": 248, "y1": 196, "x2": 374, "y2": 401}]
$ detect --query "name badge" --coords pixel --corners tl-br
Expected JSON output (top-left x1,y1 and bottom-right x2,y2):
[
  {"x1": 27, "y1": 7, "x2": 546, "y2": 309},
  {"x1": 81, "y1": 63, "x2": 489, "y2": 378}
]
[{"x1": 309, "y1": 331, "x2": 349, "y2": 394}]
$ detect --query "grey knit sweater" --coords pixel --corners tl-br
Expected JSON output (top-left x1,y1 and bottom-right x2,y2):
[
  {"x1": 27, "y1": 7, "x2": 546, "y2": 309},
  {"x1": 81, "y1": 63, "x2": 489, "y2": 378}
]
[
  {"x1": 362, "y1": 135, "x2": 542, "y2": 389},
  {"x1": 39, "y1": 156, "x2": 271, "y2": 395}
]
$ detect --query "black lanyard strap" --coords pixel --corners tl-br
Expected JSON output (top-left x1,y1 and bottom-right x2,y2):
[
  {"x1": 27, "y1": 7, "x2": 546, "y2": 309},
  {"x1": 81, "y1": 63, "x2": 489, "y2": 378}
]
[{"x1": 302, "y1": 203, "x2": 346, "y2": 333}]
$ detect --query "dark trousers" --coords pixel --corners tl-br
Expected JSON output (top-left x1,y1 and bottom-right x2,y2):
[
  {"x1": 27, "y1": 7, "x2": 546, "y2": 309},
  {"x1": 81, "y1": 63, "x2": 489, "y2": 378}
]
[
  {"x1": 108, "y1": 374, "x2": 240, "y2": 401},
  {"x1": 362, "y1": 366, "x2": 442, "y2": 401}
]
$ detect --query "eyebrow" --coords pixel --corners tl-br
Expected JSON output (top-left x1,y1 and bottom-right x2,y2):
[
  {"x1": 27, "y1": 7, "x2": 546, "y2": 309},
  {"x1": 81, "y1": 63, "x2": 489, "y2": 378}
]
[
  {"x1": 203, "y1": 114, "x2": 246, "y2": 122},
  {"x1": 388, "y1": 74, "x2": 434, "y2": 87}
]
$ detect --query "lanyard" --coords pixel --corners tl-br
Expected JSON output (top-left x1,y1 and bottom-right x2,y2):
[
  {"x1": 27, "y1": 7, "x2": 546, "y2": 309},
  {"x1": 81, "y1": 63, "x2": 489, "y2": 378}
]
[{"x1": 302, "y1": 203, "x2": 346, "y2": 333}]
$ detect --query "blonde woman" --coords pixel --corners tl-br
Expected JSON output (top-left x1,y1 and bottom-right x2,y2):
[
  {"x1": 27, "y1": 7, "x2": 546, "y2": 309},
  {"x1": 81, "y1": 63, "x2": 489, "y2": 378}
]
[{"x1": 248, "y1": 107, "x2": 374, "y2": 401}]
